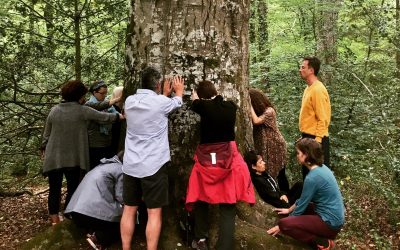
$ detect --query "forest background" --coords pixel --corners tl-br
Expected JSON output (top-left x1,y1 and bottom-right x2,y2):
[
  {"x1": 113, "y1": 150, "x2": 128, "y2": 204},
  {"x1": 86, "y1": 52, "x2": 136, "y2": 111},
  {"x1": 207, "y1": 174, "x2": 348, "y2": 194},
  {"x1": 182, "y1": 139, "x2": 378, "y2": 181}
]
[{"x1": 0, "y1": 0, "x2": 399, "y2": 249}]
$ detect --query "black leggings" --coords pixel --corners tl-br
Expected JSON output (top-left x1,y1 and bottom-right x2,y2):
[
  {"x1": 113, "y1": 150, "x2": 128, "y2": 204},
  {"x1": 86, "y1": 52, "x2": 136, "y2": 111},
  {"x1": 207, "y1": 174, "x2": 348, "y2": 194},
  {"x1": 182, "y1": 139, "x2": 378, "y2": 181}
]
[
  {"x1": 70, "y1": 212, "x2": 120, "y2": 246},
  {"x1": 47, "y1": 167, "x2": 81, "y2": 215},
  {"x1": 194, "y1": 202, "x2": 236, "y2": 250}
]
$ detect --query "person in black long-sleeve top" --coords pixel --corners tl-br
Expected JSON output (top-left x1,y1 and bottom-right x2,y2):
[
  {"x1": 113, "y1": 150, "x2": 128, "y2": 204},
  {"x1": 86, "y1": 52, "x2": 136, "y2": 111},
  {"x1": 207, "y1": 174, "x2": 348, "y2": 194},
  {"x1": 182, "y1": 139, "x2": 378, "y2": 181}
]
[{"x1": 244, "y1": 150, "x2": 302, "y2": 208}]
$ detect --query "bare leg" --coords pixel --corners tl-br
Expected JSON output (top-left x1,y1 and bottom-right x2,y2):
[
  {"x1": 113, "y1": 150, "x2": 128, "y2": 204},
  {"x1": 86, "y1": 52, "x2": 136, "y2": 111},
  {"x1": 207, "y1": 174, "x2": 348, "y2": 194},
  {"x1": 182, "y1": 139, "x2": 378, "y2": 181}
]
[
  {"x1": 49, "y1": 214, "x2": 60, "y2": 225},
  {"x1": 146, "y1": 207, "x2": 162, "y2": 250},
  {"x1": 120, "y1": 205, "x2": 138, "y2": 250}
]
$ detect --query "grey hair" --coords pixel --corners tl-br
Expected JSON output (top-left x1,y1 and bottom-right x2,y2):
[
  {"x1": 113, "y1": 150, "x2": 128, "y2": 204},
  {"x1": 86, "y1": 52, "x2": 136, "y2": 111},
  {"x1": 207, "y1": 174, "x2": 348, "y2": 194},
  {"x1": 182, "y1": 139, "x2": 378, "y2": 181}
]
[{"x1": 141, "y1": 66, "x2": 162, "y2": 91}]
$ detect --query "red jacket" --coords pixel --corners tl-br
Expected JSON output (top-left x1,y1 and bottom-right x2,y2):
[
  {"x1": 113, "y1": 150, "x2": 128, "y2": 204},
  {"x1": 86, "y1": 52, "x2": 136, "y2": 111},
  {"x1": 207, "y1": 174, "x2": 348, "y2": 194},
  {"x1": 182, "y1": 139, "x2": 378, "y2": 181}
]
[{"x1": 186, "y1": 141, "x2": 255, "y2": 209}]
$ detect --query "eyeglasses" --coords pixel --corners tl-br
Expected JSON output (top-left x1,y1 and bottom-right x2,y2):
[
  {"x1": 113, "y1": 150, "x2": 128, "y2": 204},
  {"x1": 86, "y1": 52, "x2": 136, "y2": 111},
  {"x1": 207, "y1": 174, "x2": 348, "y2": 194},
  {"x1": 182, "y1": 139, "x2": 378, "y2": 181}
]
[{"x1": 96, "y1": 91, "x2": 107, "y2": 95}]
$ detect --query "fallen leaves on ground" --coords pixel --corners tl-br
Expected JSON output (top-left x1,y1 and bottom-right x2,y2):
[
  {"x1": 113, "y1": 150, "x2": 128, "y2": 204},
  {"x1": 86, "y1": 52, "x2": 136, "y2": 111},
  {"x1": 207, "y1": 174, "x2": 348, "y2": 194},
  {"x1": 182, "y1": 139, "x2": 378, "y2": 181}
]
[{"x1": 0, "y1": 186, "x2": 49, "y2": 250}]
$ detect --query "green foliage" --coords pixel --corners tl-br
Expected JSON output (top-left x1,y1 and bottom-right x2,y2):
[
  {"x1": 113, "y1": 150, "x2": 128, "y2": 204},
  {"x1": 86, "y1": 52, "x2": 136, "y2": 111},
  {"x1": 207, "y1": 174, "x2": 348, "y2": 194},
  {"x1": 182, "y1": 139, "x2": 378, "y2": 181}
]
[
  {"x1": 0, "y1": 0, "x2": 399, "y2": 247},
  {"x1": 250, "y1": 0, "x2": 400, "y2": 247},
  {"x1": 0, "y1": 0, "x2": 128, "y2": 187}
]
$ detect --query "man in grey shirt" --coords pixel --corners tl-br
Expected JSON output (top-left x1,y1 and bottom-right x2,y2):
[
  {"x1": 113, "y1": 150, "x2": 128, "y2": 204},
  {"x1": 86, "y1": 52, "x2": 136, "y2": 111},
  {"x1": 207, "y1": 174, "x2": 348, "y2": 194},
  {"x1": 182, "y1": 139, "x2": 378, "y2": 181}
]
[{"x1": 121, "y1": 66, "x2": 184, "y2": 250}]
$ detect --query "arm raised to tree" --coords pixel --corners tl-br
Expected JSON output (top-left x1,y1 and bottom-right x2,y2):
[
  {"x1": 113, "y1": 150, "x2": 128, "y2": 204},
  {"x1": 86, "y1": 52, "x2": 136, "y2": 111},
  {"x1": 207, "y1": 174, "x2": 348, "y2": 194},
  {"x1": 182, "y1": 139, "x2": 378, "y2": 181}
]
[
  {"x1": 85, "y1": 100, "x2": 111, "y2": 111},
  {"x1": 163, "y1": 78, "x2": 173, "y2": 97},
  {"x1": 172, "y1": 75, "x2": 184, "y2": 97},
  {"x1": 250, "y1": 105, "x2": 265, "y2": 125}
]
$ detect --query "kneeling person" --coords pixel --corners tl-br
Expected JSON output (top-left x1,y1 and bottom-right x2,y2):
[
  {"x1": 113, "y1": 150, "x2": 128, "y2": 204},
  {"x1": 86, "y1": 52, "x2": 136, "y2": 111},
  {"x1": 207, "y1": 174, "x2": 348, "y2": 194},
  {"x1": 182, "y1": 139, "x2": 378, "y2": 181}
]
[
  {"x1": 267, "y1": 138, "x2": 345, "y2": 250},
  {"x1": 65, "y1": 152, "x2": 124, "y2": 249}
]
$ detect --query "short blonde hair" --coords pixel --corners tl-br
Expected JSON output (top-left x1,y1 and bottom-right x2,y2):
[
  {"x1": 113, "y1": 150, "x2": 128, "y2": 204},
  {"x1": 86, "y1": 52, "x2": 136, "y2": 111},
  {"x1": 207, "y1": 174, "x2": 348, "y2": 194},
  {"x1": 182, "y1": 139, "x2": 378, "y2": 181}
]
[{"x1": 111, "y1": 86, "x2": 123, "y2": 100}]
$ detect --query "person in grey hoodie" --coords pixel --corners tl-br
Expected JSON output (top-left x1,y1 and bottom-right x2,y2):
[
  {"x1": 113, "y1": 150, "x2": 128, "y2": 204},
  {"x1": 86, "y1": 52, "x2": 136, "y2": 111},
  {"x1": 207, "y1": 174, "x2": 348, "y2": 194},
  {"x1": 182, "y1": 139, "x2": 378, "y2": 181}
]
[
  {"x1": 65, "y1": 151, "x2": 124, "y2": 249},
  {"x1": 41, "y1": 80, "x2": 122, "y2": 225}
]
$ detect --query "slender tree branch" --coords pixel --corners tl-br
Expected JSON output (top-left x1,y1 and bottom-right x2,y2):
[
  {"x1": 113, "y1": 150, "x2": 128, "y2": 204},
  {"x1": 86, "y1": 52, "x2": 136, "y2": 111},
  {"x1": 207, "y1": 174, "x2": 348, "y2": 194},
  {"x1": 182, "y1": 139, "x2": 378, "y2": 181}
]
[
  {"x1": 17, "y1": 0, "x2": 75, "y2": 40},
  {"x1": 80, "y1": 0, "x2": 126, "y2": 19},
  {"x1": 40, "y1": 0, "x2": 74, "y2": 18},
  {"x1": 351, "y1": 73, "x2": 374, "y2": 97},
  {"x1": 3, "y1": 27, "x2": 74, "y2": 44},
  {"x1": 81, "y1": 16, "x2": 127, "y2": 40},
  {"x1": 0, "y1": 189, "x2": 34, "y2": 197},
  {"x1": 0, "y1": 100, "x2": 57, "y2": 106},
  {"x1": 80, "y1": 37, "x2": 126, "y2": 73}
]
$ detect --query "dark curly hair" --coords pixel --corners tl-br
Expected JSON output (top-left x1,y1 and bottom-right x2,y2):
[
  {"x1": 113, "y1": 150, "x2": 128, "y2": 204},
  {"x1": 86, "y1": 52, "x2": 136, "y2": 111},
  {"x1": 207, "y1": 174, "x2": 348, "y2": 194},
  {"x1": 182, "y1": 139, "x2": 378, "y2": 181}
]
[
  {"x1": 196, "y1": 80, "x2": 218, "y2": 99},
  {"x1": 61, "y1": 80, "x2": 88, "y2": 102},
  {"x1": 295, "y1": 138, "x2": 324, "y2": 166},
  {"x1": 249, "y1": 88, "x2": 275, "y2": 116}
]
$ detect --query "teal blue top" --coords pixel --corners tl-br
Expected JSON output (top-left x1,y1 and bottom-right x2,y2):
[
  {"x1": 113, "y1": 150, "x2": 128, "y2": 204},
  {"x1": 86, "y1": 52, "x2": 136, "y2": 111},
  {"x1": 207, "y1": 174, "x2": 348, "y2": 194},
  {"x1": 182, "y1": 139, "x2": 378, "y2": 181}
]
[{"x1": 291, "y1": 165, "x2": 345, "y2": 229}]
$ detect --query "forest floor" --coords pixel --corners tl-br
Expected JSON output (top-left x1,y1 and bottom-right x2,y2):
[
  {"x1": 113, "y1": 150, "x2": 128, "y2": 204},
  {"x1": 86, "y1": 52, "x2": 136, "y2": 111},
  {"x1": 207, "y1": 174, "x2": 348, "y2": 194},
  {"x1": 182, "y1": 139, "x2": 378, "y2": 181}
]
[
  {"x1": 0, "y1": 185, "x2": 147, "y2": 250},
  {"x1": 1, "y1": 184, "x2": 399, "y2": 250},
  {"x1": 0, "y1": 186, "x2": 50, "y2": 250}
]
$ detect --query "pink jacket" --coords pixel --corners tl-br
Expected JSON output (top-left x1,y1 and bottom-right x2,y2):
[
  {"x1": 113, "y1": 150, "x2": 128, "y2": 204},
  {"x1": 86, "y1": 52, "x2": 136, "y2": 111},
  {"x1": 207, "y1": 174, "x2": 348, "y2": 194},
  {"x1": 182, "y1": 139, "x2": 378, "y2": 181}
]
[{"x1": 186, "y1": 141, "x2": 255, "y2": 210}]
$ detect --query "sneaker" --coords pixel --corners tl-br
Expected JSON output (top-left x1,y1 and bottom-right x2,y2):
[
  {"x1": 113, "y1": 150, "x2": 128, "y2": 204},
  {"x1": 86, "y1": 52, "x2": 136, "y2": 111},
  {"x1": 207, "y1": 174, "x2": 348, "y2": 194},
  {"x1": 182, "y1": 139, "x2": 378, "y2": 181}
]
[
  {"x1": 191, "y1": 239, "x2": 208, "y2": 250},
  {"x1": 317, "y1": 239, "x2": 335, "y2": 250},
  {"x1": 86, "y1": 233, "x2": 104, "y2": 250}
]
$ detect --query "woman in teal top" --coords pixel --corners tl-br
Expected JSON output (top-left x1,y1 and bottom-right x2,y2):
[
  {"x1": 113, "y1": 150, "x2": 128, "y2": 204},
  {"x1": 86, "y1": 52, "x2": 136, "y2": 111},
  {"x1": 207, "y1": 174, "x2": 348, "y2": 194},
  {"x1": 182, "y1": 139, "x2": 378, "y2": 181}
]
[{"x1": 267, "y1": 138, "x2": 345, "y2": 250}]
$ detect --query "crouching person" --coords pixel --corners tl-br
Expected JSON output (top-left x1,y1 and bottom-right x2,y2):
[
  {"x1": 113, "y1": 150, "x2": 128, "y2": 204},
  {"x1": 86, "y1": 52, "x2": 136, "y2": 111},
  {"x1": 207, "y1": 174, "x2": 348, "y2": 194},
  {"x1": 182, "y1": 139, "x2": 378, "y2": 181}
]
[
  {"x1": 267, "y1": 138, "x2": 345, "y2": 250},
  {"x1": 244, "y1": 150, "x2": 302, "y2": 208},
  {"x1": 65, "y1": 151, "x2": 125, "y2": 250}
]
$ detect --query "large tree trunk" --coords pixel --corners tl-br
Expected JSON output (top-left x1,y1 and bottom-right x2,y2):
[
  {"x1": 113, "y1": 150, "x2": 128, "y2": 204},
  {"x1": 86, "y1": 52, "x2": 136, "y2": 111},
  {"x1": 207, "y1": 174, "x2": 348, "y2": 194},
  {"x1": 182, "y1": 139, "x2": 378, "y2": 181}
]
[
  {"x1": 124, "y1": 0, "x2": 253, "y2": 149},
  {"x1": 124, "y1": 0, "x2": 305, "y2": 249},
  {"x1": 315, "y1": 0, "x2": 341, "y2": 85}
]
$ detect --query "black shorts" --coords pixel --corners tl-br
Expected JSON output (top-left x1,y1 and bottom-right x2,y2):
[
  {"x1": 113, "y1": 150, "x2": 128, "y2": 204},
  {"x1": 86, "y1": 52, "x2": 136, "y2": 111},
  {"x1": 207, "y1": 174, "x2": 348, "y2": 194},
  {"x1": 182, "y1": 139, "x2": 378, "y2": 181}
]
[{"x1": 123, "y1": 163, "x2": 169, "y2": 208}]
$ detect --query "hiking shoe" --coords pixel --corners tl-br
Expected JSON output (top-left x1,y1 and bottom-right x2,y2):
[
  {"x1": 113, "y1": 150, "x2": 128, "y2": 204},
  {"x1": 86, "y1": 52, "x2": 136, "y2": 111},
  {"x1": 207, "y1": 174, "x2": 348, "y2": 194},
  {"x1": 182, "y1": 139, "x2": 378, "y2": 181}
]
[
  {"x1": 86, "y1": 233, "x2": 104, "y2": 250},
  {"x1": 191, "y1": 238, "x2": 208, "y2": 250},
  {"x1": 317, "y1": 239, "x2": 335, "y2": 250}
]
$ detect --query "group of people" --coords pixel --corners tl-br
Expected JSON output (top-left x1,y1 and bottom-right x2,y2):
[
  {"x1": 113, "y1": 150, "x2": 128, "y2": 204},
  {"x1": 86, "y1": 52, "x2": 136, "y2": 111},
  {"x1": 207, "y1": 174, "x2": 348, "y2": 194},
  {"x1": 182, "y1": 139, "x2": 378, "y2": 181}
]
[{"x1": 40, "y1": 56, "x2": 344, "y2": 250}]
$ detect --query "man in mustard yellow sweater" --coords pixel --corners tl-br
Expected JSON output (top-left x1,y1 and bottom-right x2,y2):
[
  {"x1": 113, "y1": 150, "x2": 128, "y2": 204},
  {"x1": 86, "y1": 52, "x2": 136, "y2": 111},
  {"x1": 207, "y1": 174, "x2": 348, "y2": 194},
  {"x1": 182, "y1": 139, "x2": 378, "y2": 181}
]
[{"x1": 299, "y1": 56, "x2": 331, "y2": 175}]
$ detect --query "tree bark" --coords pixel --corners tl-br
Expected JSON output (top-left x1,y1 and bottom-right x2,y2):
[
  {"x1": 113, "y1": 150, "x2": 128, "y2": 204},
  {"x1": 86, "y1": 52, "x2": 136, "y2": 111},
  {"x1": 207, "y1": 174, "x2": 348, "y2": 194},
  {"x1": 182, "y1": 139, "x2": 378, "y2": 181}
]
[
  {"x1": 124, "y1": 0, "x2": 253, "y2": 148},
  {"x1": 256, "y1": 0, "x2": 269, "y2": 87},
  {"x1": 257, "y1": 0, "x2": 269, "y2": 61},
  {"x1": 396, "y1": 0, "x2": 400, "y2": 79},
  {"x1": 74, "y1": 0, "x2": 82, "y2": 80},
  {"x1": 124, "y1": 0, "x2": 305, "y2": 249},
  {"x1": 43, "y1": 1, "x2": 55, "y2": 56},
  {"x1": 315, "y1": 0, "x2": 341, "y2": 85}
]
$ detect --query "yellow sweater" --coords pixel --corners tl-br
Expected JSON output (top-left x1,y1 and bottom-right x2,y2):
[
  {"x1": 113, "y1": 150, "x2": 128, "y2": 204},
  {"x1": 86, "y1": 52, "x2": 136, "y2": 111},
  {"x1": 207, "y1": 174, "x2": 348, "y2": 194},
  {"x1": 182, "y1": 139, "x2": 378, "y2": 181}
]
[{"x1": 299, "y1": 80, "x2": 331, "y2": 142}]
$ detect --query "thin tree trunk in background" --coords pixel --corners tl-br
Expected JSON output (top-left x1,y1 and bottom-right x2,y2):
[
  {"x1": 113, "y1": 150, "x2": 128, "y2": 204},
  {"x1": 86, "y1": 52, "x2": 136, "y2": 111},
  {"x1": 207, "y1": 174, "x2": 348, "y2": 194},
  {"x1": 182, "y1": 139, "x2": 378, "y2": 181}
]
[
  {"x1": 298, "y1": 8, "x2": 309, "y2": 40},
  {"x1": 257, "y1": 0, "x2": 270, "y2": 87},
  {"x1": 257, "y1": 0, "x2": 268, "y2": 58},
  {"x1": 74, "y1": 0, "x2": 81, "y2": 80},
  {"x1": 346, "y1": 0, "x2": 386, "y2": 127},
  {"x1": 43, "y1": 1, "x2": 55, "y2": 56},
  {"x1": 315, "y1": 0, "x2": 341, "y2": 85},
  {"x1": 249, "y1": 1, "x2": 256, "y2": 65},
  {"x1": 28, "y1": 0, "x2": 36, "y2": 43},
  {"x1": 396, "y1": 0, "x2": 400, "y2": 79}
]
